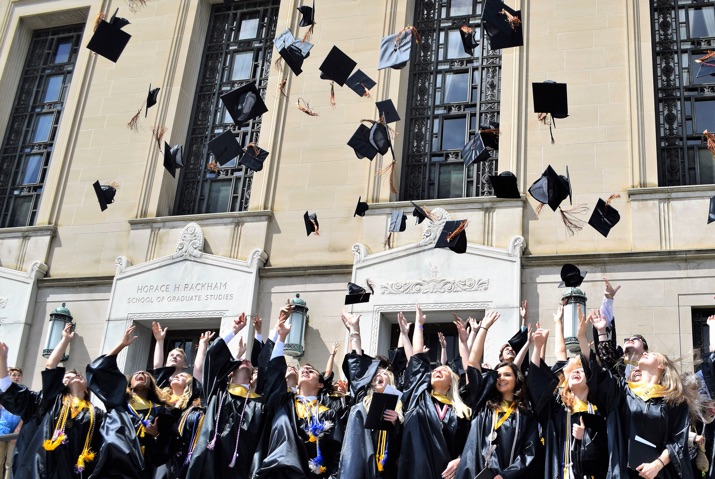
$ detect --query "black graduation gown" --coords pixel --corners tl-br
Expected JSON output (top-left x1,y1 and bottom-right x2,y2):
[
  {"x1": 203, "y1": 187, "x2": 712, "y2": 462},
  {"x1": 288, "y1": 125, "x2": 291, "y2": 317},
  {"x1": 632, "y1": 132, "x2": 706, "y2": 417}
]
[
  {"x1": 0, "y1": 368, "x2": 106, "y2": 479},
  {"x1": 699, "y1": 352, "x2": 715, "y2": 479},
  {"x1": 584, "y1": 351, "x2": 692, "y2": 479},
  {"x1": 185, "y1": 337, "x2": 283, "y2": 479},
  {"x1": 396, "y1": 353, "x2": 476, "y2": 479},
  {"x1": 527, "y1": 360, "x2": 608, "y2": 479}
]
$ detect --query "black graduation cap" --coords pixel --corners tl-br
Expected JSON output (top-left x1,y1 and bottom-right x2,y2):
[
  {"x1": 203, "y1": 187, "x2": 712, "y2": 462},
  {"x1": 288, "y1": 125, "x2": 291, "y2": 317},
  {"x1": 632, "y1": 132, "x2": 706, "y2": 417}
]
[
  {"x1": 410, "y1": 201, "x2": 432, "y2": 224},
  {"x1": 239, "y1": 144, "x2": 269, "y2": 172},
  {"x1": 208, "y1": 130, "x2": 244, "y2": 166},
  {"x1": 708, "y1": 196, "x2": 715, "y2": 224},
  {"x1": 532, "y1": 81, "x2": 569, "y2": 119},
  {"x1": 304, "y1": 211, "x2": 319, "y2": 236},
  {"x1": 347, "y1": 124, "x2": 378, "y2": 160},
  {"x1": 435, "y1": 220, "x2": 468, "y2": 254},
  {"x1": 319, "y1": 46, "x2": 356, "y2": 86},
  {"x1": 489, "y1": 171, "x2": 520, "y2": 199},
  {"x1": 86, "y1": 9, "x2": 132, "y2": 63},
  {"x1": 163, "y1": 142, "x2": 183, "y2": 178},
  {"x1": 559, "y1": 264, "x2": 587, "y2": 288},
  {"x1": 588, "y1": 197, "x2": 621, "y2": 237},
  {"x1": 459, "y1": 25, "x2": 480, "y2": 56},
  {"x1": 482, "y1": 0, "x2": 523, "y2": 50},
  {"x1": 528, "y1": 165, "x2": 572, "y2": 211},
  {"x1": 479, "y1": 121, "x2": 500, "y2": 150},
  {"x1": 368, "y1": 121, "x2": 391, "y2": 156},
  {"x1": 354, "y1": 197, "x2": 369, "y2": 217},
  {"x1": 146, "y1": 84, "x2": 160, "y2": 117},
  {"x1": 378, "y1": 27, "x2": 418, "y2": 70},
  {"x1": 695, "y1": 52, "x2": 715, "y2": 78},
  {"x1": 388, "y1": 210, "x2": 407, "y2": 232},
  {"x1": 375, "y1": 99, "x2": 400, "y2": 124},
  {"x1": 346, "y1": 70, "x2": 376, "y2": 97},
  {"x1": 274, "y1": 29, "x2": 313, "y2": 76},
  {"x1": 220, "y1": 82, "x2": 268, "y2": 126},
  {"x1": 297, "y1": 1, "x2": 315, "y2": 27},
  {"x1": 93, "y1": 180, "x2": 116, "y2": 212},
  {"x1": 462, "y1": 134, "x2": 490, "y2": 167},
  {"x1": 345, "y1": 282, "x2": 372, "y2": 305}
]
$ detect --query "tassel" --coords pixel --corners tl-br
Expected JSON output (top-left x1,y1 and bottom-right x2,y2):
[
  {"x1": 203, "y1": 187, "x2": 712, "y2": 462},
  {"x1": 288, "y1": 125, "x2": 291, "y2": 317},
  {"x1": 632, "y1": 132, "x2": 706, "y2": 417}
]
[
  {"x1": 535, "y1": 203, "x2": 544, "y2": 215},
  {"x1": 696, "y1": 51, "x2": 715, "y2": 67},
  {"x1": 329, "y1": 82, "x2": 336, "y2": 109},
  {"x1": 43, "y1": 432, "x2": 67, "y2": 451},
  {"x1": 559, "y1": 205, "x2": 589, "y2": 236},
  {"x1": 705, "y1": 130, "x2": 715, "y2": 157},
  {"x1": 537, "y1": 113, "x2": 555, "y2": 143},
  {"x1": 207, "y1": 391, "x2": 226, "y2": 450},
  {"x1": 395, "y1": 26, "x2": 421, "y2": 45},
  {"x1": 274, "y1": 57, "x2": 284, "y2": 72},
  {"x1": 93, "y1": 13, "x2": 106, "y2": 32},
  {"x1": 377, "y1": 160, "x2": 398, "y2": 194},
  {"x1": 384, "y1": 232, "x2": 393, "y2": 250},
  {"x1": 128, "y1": 109, "x2": 141, "y2": 131},
  {"x1": 360, "y1": 83, "x2": 372, "y2": 98},
  {"x1": 75, "y1": 448, "x2": 95, "y2": 473},
  {"x1": 460, "y1": 24, "x2": 473, "y2": 34},
  {"x1": 278, "y1": 79, "x2": 288, "y2": 99},
  {"x1": 606, "y1": 193, "x2": 621, "y2": 205},
  {"x1": 446, "y1": 220, "x2": 468, "y2": 242},
  {"x1": 499, "y1": 8, "x2": 522, "y2": 29},
  {"x1": 302, "y1": 25, "x2": 313, "y2": 42},
  {"x1": 310, "y1": 218, "x2": 320, "y2": 236},
  {"x1": 152, "y1": 126, "x2": 167, "y2": 151},
  {"x1": 297, "y1": 98, "x2": 319, "y2": 116}
]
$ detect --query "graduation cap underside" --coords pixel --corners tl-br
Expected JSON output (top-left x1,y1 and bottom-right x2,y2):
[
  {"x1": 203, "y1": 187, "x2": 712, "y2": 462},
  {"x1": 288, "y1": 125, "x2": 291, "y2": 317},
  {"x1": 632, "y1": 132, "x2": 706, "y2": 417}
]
[
  {"x1": 220, "y1": 82, "x2": 268, "y2": 126},
  {"x1": 163, "y1": 142, "x2": 183, "y2": 178},
  {"x1": 435, "y1": 220, "x2": 468, "y2": 254},
  {"x1": 559, "y1": 263, "x2": 586, "y2": 288}
]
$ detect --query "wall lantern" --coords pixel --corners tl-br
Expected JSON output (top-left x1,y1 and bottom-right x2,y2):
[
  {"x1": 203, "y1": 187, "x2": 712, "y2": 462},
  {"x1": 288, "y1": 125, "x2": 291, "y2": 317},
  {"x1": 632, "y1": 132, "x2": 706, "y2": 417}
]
[
  {"x1": 562, "y1": 288, "x2": 587, "y2": 353},
  {"x1": 284, "y1": 294, "x2": 309, "y2": 357},
  {"x1": 42, "y1": 303, "x2": 75, "y2": 361}
]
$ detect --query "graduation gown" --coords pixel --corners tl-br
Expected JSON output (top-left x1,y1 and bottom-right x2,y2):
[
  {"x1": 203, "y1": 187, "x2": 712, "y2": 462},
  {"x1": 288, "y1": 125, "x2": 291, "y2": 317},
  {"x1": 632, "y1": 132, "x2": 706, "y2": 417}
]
[
  {"x1": 584, "y1": 351, "x2": 692, "y2": 479},
  {"x1": 0, "y1": 368, "x2": 106, "y2": 479},
  {"x1": 699, "y1": 352, "x2": 715, "y2": 479},
  {"x1": 528, "y1": 360, "x2": 608, "y2": 479},
  {"x1": 397, "y1": 353, "x2": 476, "y2": 479}
]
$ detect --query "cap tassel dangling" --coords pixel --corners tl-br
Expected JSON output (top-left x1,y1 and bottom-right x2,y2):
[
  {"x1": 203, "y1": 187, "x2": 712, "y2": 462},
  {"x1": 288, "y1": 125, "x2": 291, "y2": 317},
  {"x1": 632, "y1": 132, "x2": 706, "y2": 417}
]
[
  {"x1": 360, "y1": 83, "x2": 372, "y2": 98},
  {"x1": 446, "y1": 220, "x2": 469, "y2": 242},
  {"x1": 377, "y1": 159, "x2": 398, "y2": 194},
  {"x1": 297, "y1": 98, "x2": 319, "y2": 116},
  {"x1": 278, "y1": 79, "x2": 289, "y2": 99},
  {"x1": 537, "y1": 113, "x2": 555, "y2": 144},
  {"x1": 93, "y1": 12, "x2": 106, "y2": 32},
  {"x1": 152, "y1": 126, "x2": 167, "y2": 152},
  {"x1": 302, "y1": 24, "x2": 314, "y2": 43},
  {"x1": 384, "y1": 232, "x2": 393, "y2": 250},
  {"x1": 558, "y1": 204, "x2": 589, "y2": 236},
  {"x1": 329, "y1": 82, "x2": 336, "y2": 109},
  {"x1": 606, "y1": 193, "x2": 621, "y2": 206},
  {"x1": 274, "y1": 56, "x2": 284, "y2": 72},
  {"x1": 499, "y1": 8, "x2": 522, "y2": 30},
  {"x1": 704, "y1": 130, "x2": 715, "y2": 158},
  {"x1": 128, "y1": 108, "x2": 142, "y2": 131}
]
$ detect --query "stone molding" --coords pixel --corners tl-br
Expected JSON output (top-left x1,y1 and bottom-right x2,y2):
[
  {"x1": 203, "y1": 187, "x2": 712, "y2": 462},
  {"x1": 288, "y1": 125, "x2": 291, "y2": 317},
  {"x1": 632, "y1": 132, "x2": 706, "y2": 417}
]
[{"x1": 172, "y1": 222, "x2": 204, "y2": 259}]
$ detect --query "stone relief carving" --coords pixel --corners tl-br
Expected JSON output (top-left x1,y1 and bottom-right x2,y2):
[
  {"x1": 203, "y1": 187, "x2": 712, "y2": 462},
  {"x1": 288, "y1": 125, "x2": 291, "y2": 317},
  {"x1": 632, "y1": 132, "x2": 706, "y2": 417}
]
[
  {"x1": 380, "y1": 259, "x2": 489, "y2": 295},
  {"x1": 126, "y1": 310, "x2": 226, "y2": 321},
  {"x1": 352, "y1": 243, "x2": 369, "y2": 264},
  {"x1": 115, "y1": 256, "x2": 132, "y2": 275},
  {"x1": 248, "y1": 248, "x2": 268, "y2": 268},
  {"x1": 0, "y1": 298, "x2": 6, "y2": 309},
  {"x1": 508, "y1": 236, "x2": 526, "y2": 257},
  {"x1": 27, "y1": 261, "x2": 48, "y2": 279},
  {"x1": 418, "y1": 207, "x2": 451, "y2": 246},
  {"x1": 172, "y1": 222, "x2": 204, "y2": 259}
]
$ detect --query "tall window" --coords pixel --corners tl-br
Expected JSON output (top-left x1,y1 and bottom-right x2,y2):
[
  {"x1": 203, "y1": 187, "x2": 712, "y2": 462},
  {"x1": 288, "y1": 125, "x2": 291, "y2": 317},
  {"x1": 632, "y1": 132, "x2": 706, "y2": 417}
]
[
  {"x1": 174, "y1": 1, "x2": 279, "y2": 215},
  {"x1": 0, "y1": 25, "x2": 83, "y2": 228},
  {"x1": 401, "y1": 0, "x2": 501, "y2": 200},
  {"x1": 692, "y1": 308, "x2": 715, "y2": 358},
  {"x1": 652, "y1": 1, "x2": 715, "y2": 186}
]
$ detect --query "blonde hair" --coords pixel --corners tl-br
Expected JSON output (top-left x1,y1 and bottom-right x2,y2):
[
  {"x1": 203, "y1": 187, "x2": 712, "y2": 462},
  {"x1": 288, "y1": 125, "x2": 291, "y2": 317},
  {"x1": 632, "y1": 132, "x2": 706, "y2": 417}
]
[
  {"x1": 168, "y1": 348, "x2": 187, "y2": 364},
  {"x1": 363, "y1": 369, "x2": 404, "y2": 422},
  {"x1": 432, "y1": 365, "x2": 472, "y2": 420},
  {"x1": 162, "y1": 373, "x2": 194, "y2": 410},
  {"x1": 653, "y1": 352, "x2": 686, "y2": 406}
]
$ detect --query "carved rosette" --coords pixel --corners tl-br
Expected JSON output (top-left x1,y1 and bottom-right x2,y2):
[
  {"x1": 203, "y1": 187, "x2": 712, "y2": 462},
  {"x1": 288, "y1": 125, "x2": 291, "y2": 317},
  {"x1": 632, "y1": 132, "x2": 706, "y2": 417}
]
[
  {"x1": 418, "y1": 207, "x2": 451, "y2": 246},
  {"x1": 352, "y1": 243, "x2": 369, "y2": 264},
  {"x1": 380, "y1": 277, "x2": 489, "y2": 295},
  {"x1": 173, "y1": 223, "x2": 205, "y2": 259}
]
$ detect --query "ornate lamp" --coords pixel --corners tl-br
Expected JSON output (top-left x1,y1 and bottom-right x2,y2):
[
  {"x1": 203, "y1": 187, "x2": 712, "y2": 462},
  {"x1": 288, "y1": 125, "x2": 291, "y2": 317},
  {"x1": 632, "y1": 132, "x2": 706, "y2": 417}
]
[
  {"x1": 562, "y1": 288, "x2": 587, "y2": 353},
  {"x1": 42, "y1": 303, "x2": 75, "y2": 361},
  {"x1": 284, "y1": 294, "x2": 309, "y2": 357}
]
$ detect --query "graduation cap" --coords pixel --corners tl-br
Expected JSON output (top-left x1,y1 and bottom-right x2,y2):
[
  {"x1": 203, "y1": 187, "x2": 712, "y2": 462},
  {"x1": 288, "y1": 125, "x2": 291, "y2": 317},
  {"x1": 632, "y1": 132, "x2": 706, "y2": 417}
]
[
  {"x1": 375, "y1": 99, "x2": 400, "y2": 124},
  {"x1": 459, "y1": 25, "x2": 480, "y2": 56},
  {"x1": 410, "y1": 201, "x2": 433, "y2": 224},
  {"x1": 93, "y1": 180, "x2": 116, "y2": 212},
  {"x1": 297, "y1": 1, "x2": 315, "y2": 28},
  {"x1": 274, "y1": 29, "x2": 313, "y2": 76},
  {"x1": 304, "y1": 211, "x2": 319, "y2": 236},
  {"x1": 86, "y1": 8, "x2": 132, "y2": 63},
  {"x1": 528, "y1": 165, "x2": 571, "y2": 211},
  {"x1": 208, "y1": 130, "x2": 244, "y2": 166},
  {"x1": 588, "y1": 195, "x2": 621, "y2": 237},
  {"x1": 488, "y1": 171, "x2": 520, "y2": 199},
  {"x1": 163, "y1": 142, "x2": 183, "y2": 178},
  {"x1": 479, "y1": 121, "x2": 500, "y2": 150},
  {"x1": 559, "y1": 264, "x2": 587, "y2": 288},
  {"x1": 708, "y1": 195, "x2": 715, "y2": 224},
  {"x1": 482, "y1": 0, "x2": 523, "y2": 50},
  {"x1": 367, "y1": 121, "x2": 391, "y2": 156},
  {"x1": 378, "y1": 26, "x2": 420, "y2": 70},
  {"x1": 345, "y1": 282, "x2": 373, "y2": 305},
  {"x1": 346, "y1": 70, "x2": 376, "y2": 97},
  {"x1": 388, "y1": 210, "x2": 407, "y2": 232},
  {"x1": 220, "y1": 82, "x2": 268, "y2": 126},
  {"x1": 354, "y1": 197, "x2": 369, "y2": 217},
  {"x1": 435, "y1": 220, "x2": 468, "y2": 254},
  {"x1": 695, "y1": 51, "x2": 715, "y2": 78},
  {"x1": 319, "y1": 46, "x2": 356, "y2": 86},
  {"x1": 146, "y1": 84, "x2": 160, "y2": 117},
  {"x1": 461, "y1": 134, "x2": 490, "y2": 167},
  {"x1": 532, "y1": 81, "x2": 569, "y2": 119},
  {"x1": 347, "y1": 124, "x2": 378, "y2": 160},
  {"x1": 239, "y1": 143, "x2": 269, "y2": 172}
]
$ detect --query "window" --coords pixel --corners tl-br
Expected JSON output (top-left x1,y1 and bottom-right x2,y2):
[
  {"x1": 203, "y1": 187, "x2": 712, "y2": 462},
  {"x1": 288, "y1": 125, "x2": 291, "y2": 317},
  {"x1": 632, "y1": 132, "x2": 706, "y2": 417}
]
[
  {"x1": 400, "y1": 0, "x2": 502, "y2": 200},
  {"x1": 692, "y1": 308, "x2": 715, "y2": 359},
  {"x1": 147, "y1": 328, "x2": 220, "y2": 374},
  {"x1": 652, "y1": 1, "x2": 715, "y2": 186},
  {"x1": 174, "y1": 1, "x2": 279, "y2": 215},
  {"x1": 0, "y1": 25, "x2": 83, "y2": 228},
  {"x1": 390, "y1": 322, "x2": 460, "y2": 367}
]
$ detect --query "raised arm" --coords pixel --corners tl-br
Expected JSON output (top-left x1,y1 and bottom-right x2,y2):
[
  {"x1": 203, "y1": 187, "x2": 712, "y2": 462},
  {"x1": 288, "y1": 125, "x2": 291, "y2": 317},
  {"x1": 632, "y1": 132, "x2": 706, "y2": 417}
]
[
  {"x1": 709, "y1": 315, "x2": 715, "y2": 352},
  {"x1": 46, "y1": 322, "x2": 74, "y2": 369},
  {"x1": 397, "y1": 312, "x2": 413, "y2": 361},
  {"x1": 513, "y1": 323, "x2": 532, "y2": 368},
  {"x1": 0, "y1": 343, "x2": 8, "y2": 381},
  {"x1": 469, "y1": 310, "x2": 500, "y2": 371},
  {"x1": 601, "y1": 278, "x2": 620, "y2": 326},
  {"x1": 438, "y1": 332, "x2": 448, "y2": 366},
  {"x1": 325, "y1": 343, "x2": 339, "y2": 377},
  {"x1": 467, "y1": 317, "x2": 479, "y2": 351},
  {"x1": 553, "y1": 303, "x2": 568, "y2": 361},
  {"x1": 453, "y1": 315, "x2": 470, "y2": 371},
  {"x1": 341, "y1": 311, "x2": 362, "y2": 355},
  {"x1": 109, "y1": 325, "x2": 139, "y2": 356},
  {"x1": 151, "y1": 321, "x2": 167, "y2": 370},
  {"x1": 192, "y1": 330, "x2": 215, "y2": 381},
  {"x1": 576, "y1": 306, "x2": 592, "y2": 356},
  {"x1": 412, "y1": 304, "x2": 427, "y2": 354},
  {"x1": 531, "y1": 328, "x2": 549, "y2": 368}
]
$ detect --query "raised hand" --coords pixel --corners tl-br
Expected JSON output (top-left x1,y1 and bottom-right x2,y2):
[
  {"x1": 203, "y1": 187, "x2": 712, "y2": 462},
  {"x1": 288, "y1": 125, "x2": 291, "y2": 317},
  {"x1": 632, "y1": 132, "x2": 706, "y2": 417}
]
[
  {"x1": 199, "y1": 330, "x2": 215, "y2": 346},
  {"x1": 0, "y1": 343, "x2": 8, "y2": 363},
  {"x1": 453, "y1": 319, "x2": 468, "y2": 342},
  {"x1": 330, "y1": 342, "x2": 340, "y2": 356},
  {"x1": 589, "y1": 309, "x2": 607, "y2": 333},
  {"x1": 341, "y1": 311, "x2": 361, "y2": 332},
  {"x1": 577, "y1": 305, "x2": 590, "y2": 339},
  {"x1": 533, "y1": 328, "x2": 549, "y2": 349},
  {"x1": 152, "y1": 321, "x2": 167, "y2": 341},
  {"x1": 481, "y1": 310, "x2": 500, "y2": 330},
  {"x1": 231, "y1": 313, "x2": 247, "y2": 334},
  {"x1": 554, "y1": 304, "x2": 564, "y2": 323},
  {"x1": 468, "y1": 317, "x2": 480, "y2": 331},
  {"x1": 519, "y1": 300, "x2": 528, "y2": 325},
  {"x1": 236, "y1": 336, "x2": 247, "y2": 359},
  {"x1": 121, "y1": 326, "x2": 138, "y2": 348},
  {"x1": 416, "y1": 304, "x2": 427, "y2": 326},
  {"x1": 438, "y1": 332, "x2": 447, "y2": 349},
  {"x1": 61, "y1": 322, "x2": 75, "y2": 342},
  {"x1": 252, "y1": 315, "x2": 263, "y2": 333},
  {"x1": 572, "y1": 416, "x2": 585, "y2": 440},
  {"x1": 604, "y1": 278, "x2": 621, "y2": 299},
  {"x1": 278, "y1": 301, "x2": 293, "y2": 324},
  {"x1": 276, "y1": 314, "x2": 291, "y2": 341}
]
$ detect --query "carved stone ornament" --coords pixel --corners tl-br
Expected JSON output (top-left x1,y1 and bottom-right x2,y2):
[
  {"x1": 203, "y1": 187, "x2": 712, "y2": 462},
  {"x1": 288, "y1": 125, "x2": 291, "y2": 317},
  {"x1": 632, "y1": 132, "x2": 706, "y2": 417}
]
[
  {"x1": 0, "y1": 297, "x2": 6, "y2": 309},
  {"x1": 380, "y1": 259, "x2": 489, "y2": 295},
  {"x1": 172, "y1": 222, "x2": 205, "y2": 259},
  {"x1": 115, "y1": 256, "x2": 132, "y2": 275},
  {"x1": 418, "y1": 207, "x2": 451, "y2": 246}
]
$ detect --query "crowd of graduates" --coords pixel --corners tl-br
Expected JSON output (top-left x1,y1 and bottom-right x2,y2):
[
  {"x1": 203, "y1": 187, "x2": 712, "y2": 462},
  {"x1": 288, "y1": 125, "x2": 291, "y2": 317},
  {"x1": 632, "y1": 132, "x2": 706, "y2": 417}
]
[{"x1": 2, "y1": 278, "x2": 715, "y2": 479}]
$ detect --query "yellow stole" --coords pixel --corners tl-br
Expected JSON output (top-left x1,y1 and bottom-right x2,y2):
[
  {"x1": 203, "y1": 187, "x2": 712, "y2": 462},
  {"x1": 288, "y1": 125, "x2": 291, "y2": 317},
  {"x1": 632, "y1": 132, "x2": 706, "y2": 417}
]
[
  {"x1": 227, "y1": 384, "x2": 261, "y2": 398},
  {"x1": 571, "y1": 398, "x2": 597, "y2": 414},
  {"x1": 628, "y1": 382, "x2": 666, "y2": 402}
]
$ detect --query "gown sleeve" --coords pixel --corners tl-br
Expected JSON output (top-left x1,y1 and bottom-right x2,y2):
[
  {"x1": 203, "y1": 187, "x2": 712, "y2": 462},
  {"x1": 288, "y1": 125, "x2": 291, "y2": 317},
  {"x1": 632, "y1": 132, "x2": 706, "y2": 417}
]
[
  {"x1": 86, "y1": 354, "x2": 129, "y2": 410},
  {"x1": 583, "y1": 351, "x2": 625, "y2": 415},
  {"x1": 527, "y1": 360, "x2": 559, "y2": 419},
  {"x1": 665, "y1": 401, "x2": 694, "y2": 479},
  {"x1": 201, "y1": 338, "x2": 240, "y2": 400},
  {"x1": 400, "y1": 353, "x2": 432, "y2": 413},
  {"x1": 342, "y1": 352, "x2": 379, "y2": 403},
  {"x1": 499, "y1": 414, "x2": 539, "y2": 479}
]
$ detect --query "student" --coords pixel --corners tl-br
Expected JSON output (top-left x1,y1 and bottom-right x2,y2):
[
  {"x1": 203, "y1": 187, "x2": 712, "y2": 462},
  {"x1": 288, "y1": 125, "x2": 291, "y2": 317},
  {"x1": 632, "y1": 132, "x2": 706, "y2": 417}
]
[{"x1": 0, "y1": 367, "x2": 22, "y2": 478}]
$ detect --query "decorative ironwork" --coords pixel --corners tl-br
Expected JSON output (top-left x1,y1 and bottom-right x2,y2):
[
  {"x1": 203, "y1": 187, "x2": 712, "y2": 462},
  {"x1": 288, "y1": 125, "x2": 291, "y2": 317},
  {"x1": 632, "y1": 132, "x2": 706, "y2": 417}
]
[
  {"x1": 400, "y1": 0, "x2": 502, "y2": 200},
  {"x1": 652, "y1": 0, "x2": 715, "y2": 186},
  {"x1": 0, "y1": 25, "x2": 84, "y2": 228},
  {"x1": 174, "y1": 1, "x2": 279, "y2": 215}
]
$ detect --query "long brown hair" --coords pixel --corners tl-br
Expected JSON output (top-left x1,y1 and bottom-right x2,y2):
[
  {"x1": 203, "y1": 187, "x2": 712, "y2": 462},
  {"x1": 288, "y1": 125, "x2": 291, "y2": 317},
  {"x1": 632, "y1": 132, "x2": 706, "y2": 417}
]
[
  {"x1": 126, "y1": 371, "x2": 167, "y2": 405},
  {"x1": 486, "y1": 362, "x2": 530, "y2": 413}
]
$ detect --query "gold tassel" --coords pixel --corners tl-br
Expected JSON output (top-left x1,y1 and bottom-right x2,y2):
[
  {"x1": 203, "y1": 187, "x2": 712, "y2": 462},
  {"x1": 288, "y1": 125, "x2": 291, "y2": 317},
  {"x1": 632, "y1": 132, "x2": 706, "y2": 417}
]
[
  {"x1": 499, "y1": 9, "x2": 522, "y2": 29},
  {"x1": 559, "y1": 205, "x2": 589, "y2": 236},
  {"x1": 302, "y1": 25, "x2": 313, "y2": 42},
  {"x1": 278, "y1": 79, "x2": 289, "y2": 99},
  {"x1": 246, "y1": 142, "x2": 261, "y2": 155},
  {"x1": 360, "y1": 83, "x2": 372, "y2": 98},
  {"x1": 384, "y1": 232, "x2": 393, "y2": 249},
  {"x1": 395, "y1": 26, "x2": 421, "y2": 45},
  {"x1": 43, "y1": 433, "x2": 67, "y2": 451},
  {"x1": 606, "y1": 193, "x2": 621, "y2": 205},
  {"x1": 76, "y1": 449, "x2": 96, "y2": 472},
  {"x1": 274, "y1": 57, "x2": 284, "y2": 72},
  {"x1": 460, "y1": 25, "x2": 473, "y2": 34},
  {"x1": 696, "y1": 51, "x2": 715, "y2": 66},
  {"x1": 93, "y1": 13, "x2": 106, "y2": 32},
  {"x1": 297, "y1": 98, "x2": 319, "y2": 116},
  {"x1": 330, "y1": 82, "x2": 336, "y2": 109},
  {"x1": 152, "y1": 126, "x2": 167, "y2": 151},
  {"x1": 446, "y1": 220, "x2": 468, "y2": 242},
  {"x1": 377, "y1": 160, "x2": 398, "y2": 194},
  {"x1": 207, "y1": 161, "x2": 219, "y2": 173},
  {"x1": 128, "y1": 109, "x2": 141, "y2": 131},
  {"x1": 705, "y1": 130, "x2": 715, "y2": 157}
]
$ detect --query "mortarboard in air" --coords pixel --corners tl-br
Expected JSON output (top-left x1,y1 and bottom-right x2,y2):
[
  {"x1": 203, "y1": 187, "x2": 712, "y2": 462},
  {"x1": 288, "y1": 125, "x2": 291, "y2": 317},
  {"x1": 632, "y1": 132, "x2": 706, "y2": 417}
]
[
  {"x1": 410, "y1": 201, "x2": 432, "y2": 224},
  {"x1": 274, "y1": 29, "x2": 313, "y2": 76},
  {"x1": 354, "y1": 197, "x2": 369, "y2": 217},
  {"x1": 208, "y1": 130, "x2": 244, "y2": 166},
  {"x1": 304, "y1": 211, "x2": 319, "y2": 236},
  {"x1": 528, "y1": 165, "x2": 572, "y2": 211},
  {"x1": 482, "y1": 0, "x2": 523, "y2": 50},
  {"x1": 93, "y1": 180, "x2": 116, "y2": 212},
  {"x1": 367, "y1": 121, "x2": 391, "y2": 156},
  {"x1": 146, "y1": 84, "x2": 160, "y2": 117},
  {"x1": 375, "y1": 99, "x2": 400, "y2": 124},
  {"x1": 348, "y1": 124, "x2": 378, "y2": 160},
  {"x1": 588, "y1": 196, "x2": 621, "y2": 237},
  {"x1": 559, "y1": 264, "x2": 587, "y2": 288},
  {"x1": 86, "y1": 8, "x2": 132, "y2": 63},
  {"x1": 462, "y1": 134, "x2": 490, "y2": 167},
  {"x1": 319, "y1": 46, "x2": 357, "y2": 86},
  {"x1": 459, "y1": 24, "x2": 480, "y2": 56},
  {"x1": 346, "y1": 70, "x2": 376, "y2": 97},
  {"x1": 345, "y1": 282, "x2": 372, "y2": 305},
  {"x1": 479, "y1": 121, "x2": 500, "y2": 150},
  {"x1": 297, "y1": 1, "x2": 315, "y2": 28},
  {"x1": 695, "y1": 51, "x2": 715, "y2": 78},
  {"x1": 378, "y1": 26, "x2": 419, "y2": 70},
  {"x1": 389, "y1": 210, "x2": 407, "y2": 233},
  {"x1": 163, "y1": 142, "x2": 183, "y2": 178},
  {"x1": 709, "y1": 196, "x2": 715, "y2": 224},
  {"x1": 489, "y1": 171, "x2": 520, "y2": 199},
  {"x1": 239, "y1": 144, "x2": 269, "y2": 172},
  {"x1": 435, "y1": 220, "x2": 468, "y2": 254},
  {"x1": 220, "y1": 82, "x2": 268, "y2": 126},
  {"x1": 532, "y1": 81, "x2": 569, "y2": 119}
]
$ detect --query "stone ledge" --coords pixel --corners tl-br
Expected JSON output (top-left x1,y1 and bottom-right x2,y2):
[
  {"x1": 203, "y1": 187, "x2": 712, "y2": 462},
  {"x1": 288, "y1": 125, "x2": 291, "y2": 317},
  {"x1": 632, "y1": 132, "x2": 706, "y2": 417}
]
[
  {"x1": 128, "y1": 210, "x2": 273, "y2": 229},
  {"x1": 259, "y1": 264, "x2": 352, "y2": 278},
  {"x1": 0, "y1": 225, "x2": 56, "y2": 239},
  {"x1": 364, "y1": 196, "x2": 524, "y2": 214},
  {"x1": 522, "y1": 248, "x2": 715, "y2": 266},
  {"x1": 628, "y1": 185, "x2": 715, "y2": 201},
  {"x1": 37, "y1": 276, "x2": 114, "y2": 287}
]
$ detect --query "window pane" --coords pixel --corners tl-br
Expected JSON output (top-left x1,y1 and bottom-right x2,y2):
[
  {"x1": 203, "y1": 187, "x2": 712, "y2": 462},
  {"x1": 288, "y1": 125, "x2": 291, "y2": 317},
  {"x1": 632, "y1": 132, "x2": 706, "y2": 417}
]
[
  {"x1": 442, "y1": 117, "x2": 467, "y2": 150},
  {"x1": 31, "y1": 114, "x2": 53, "y2": 143},
  {"x1": 238, "y1": 17, "x2": 259, "y2": 40},
  {"x1": 42, "y1": 75, "x2": 63, "y2": 102},
  {"x1": 437, "y1": 164, "x2": 464, "y2": 198},
  {"x1": 698, "y1": 149, "x2": 715, "y2": 184},
  {"x1": 695, "y1": 99, "x2": 715, "y2": 131},
  {"x1": 21, "y1": 155, "x2": 43, "y2": 185},
  {"x1": 7, "y1": 196, "x2": 32, "y2": 227},
  {"x1": 444, "y1": 73, "x2": 469, "y2": 103},
  {"x1": 446, "y1": 30, "x2": 469, "y2": 59},
  {"x1": 54, "y1": 41, "x2": 72, "y2": 63},
  {"x1": 449, "y1": 0, "x2": 472, "y2": 16},
  {"x1": 231, "y1": 52, "x2": 253, "y2": 80},
  {"x1": 689, "y1": 7, "x2": 715, "y2": 38},
  {"x1": 205, "y1": 180, "x2": 232, "y2": 213}
]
